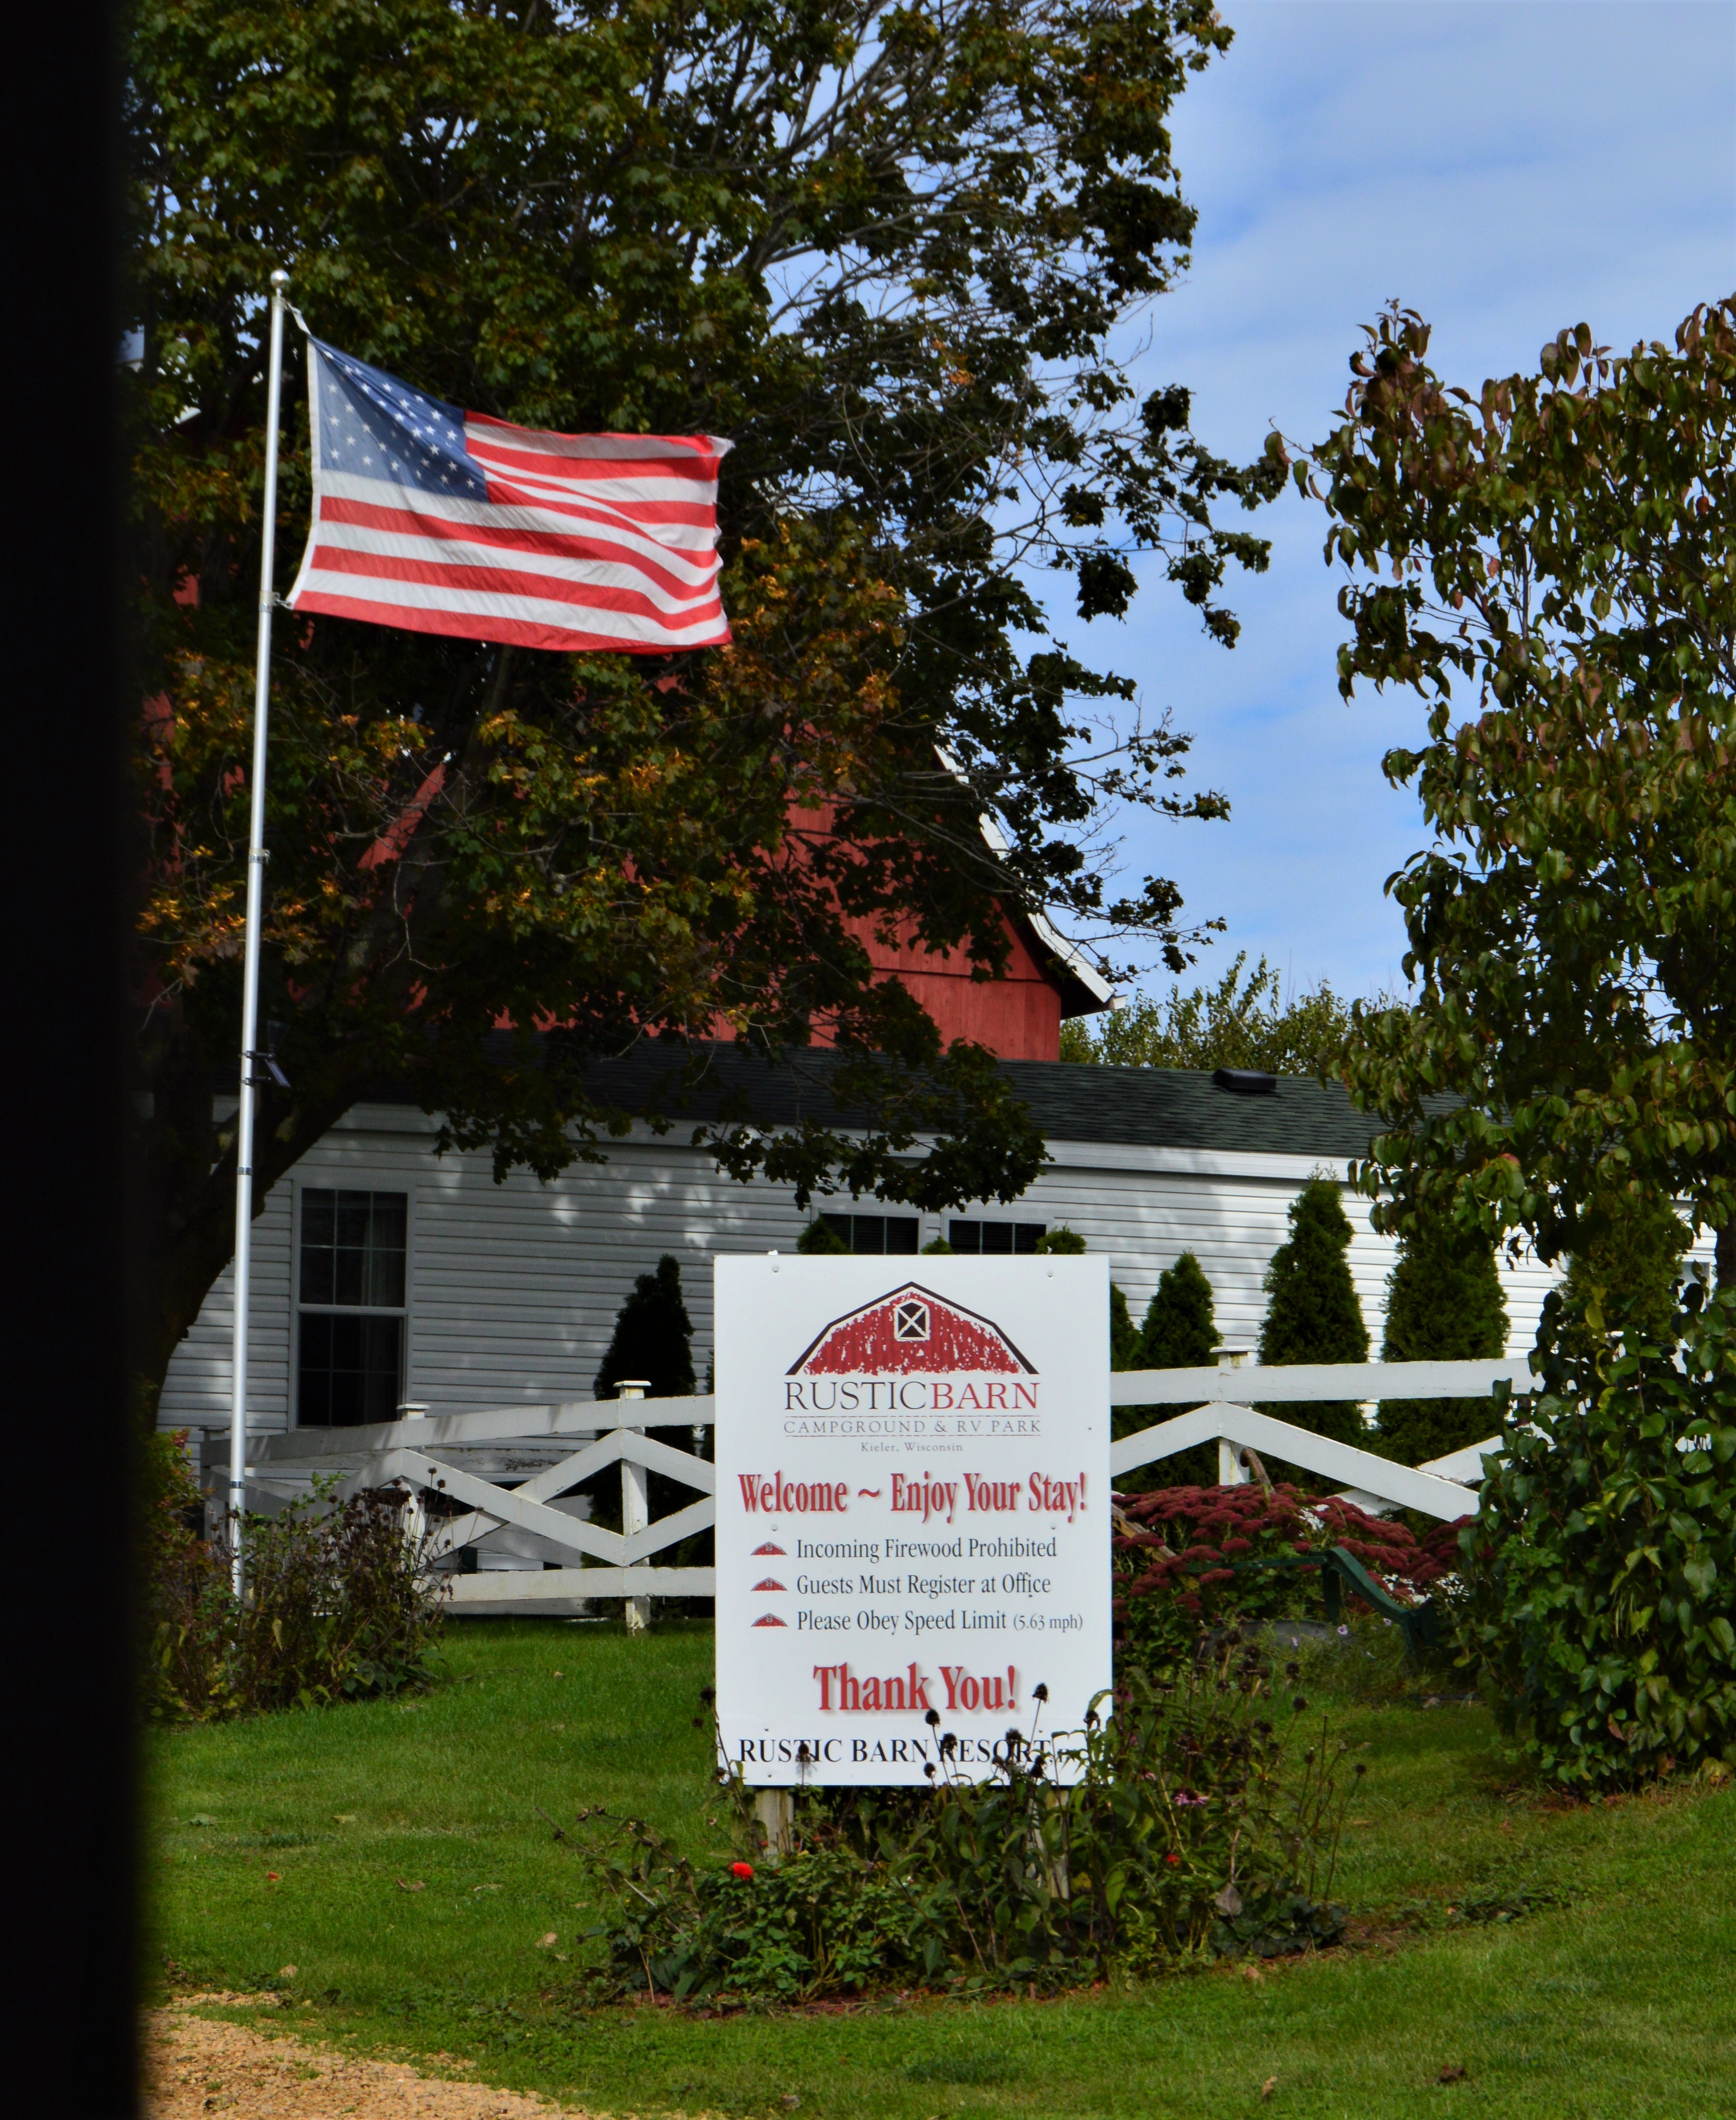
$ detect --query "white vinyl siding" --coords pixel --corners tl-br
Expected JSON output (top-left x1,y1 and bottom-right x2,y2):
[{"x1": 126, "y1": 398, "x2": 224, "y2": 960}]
[{"x1": 162, "y1": 1102, "x2": 1693, "y2": 1434}]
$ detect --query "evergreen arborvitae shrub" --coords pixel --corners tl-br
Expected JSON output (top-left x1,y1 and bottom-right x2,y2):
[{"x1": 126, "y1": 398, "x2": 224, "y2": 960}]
[
  {"x1": 1376, "y1": 1213, "x2": 1509, "y2": 1465},
  {"x1": 595, "y1": 1254, "x2": 698, "y2": 1399},
  {"x1": 798, "y1": 1217, "x2": 852, "y2": 1256},
  {"x1": 1257, "y1": 1178, "x2": 1369, "y2": 1447},
  {"x1": 1141, "y1": 1252, "x2": 1218, "y2": 1369},
  {"x1": 590, "y1": 1256, "x2": 705, "y2": 1570},
  {"x1": 1109, "y1": 1283, "x2": 1142, "y2": 1370},
  {"x1": 1035, "y1": 1227, "x2": 1139, "y2": 1368},
  {"x1": 1558, "y1": 1189, "x2": 1692, "y2": 1365},
  {"x1": 1118, "y1": 1251, "x2": 1220, "y2": 1483}
]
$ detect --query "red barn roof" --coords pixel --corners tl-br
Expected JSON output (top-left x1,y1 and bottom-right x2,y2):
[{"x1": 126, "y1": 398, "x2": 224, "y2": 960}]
[{"x1": 788, "y1": 1283, "x2": 1037, "y2": 1376}]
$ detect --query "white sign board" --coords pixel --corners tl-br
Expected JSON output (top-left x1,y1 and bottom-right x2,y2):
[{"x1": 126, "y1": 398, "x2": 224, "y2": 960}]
[{"x1": 714, "y1": 1254, "x2": 1111, "y2": 1785}]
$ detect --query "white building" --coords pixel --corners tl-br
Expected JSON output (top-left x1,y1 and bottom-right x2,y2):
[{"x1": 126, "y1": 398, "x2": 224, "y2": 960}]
[{"x1": 161, "y1": 1047, "x2": 1567, "y2": 1445}]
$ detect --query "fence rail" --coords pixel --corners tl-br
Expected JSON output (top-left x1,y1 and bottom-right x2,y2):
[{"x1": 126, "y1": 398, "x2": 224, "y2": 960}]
[{"x1": 232, "y1": 1357, "x2": 1522, "y2": 1612}]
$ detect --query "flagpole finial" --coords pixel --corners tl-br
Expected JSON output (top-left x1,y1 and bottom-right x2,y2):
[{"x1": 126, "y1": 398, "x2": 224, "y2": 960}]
[{"x1": 270, "y1": 268, "x2": 289, "y2": 291}]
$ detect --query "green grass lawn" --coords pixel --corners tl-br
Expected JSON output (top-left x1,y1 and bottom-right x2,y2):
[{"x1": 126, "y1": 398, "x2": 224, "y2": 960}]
[{"x1": 150, "y1": 1618, "x2": 1736, "y2": 2118}]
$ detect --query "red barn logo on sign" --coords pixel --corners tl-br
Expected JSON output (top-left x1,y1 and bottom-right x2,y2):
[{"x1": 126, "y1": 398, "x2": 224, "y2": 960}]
[{"x1": 789, "y1": 1284, "x2": 1037, "y2": 1378}]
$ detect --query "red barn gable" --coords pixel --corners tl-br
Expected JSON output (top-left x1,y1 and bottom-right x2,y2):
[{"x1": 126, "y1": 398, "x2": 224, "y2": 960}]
[{"x1": 788, "y1": 1284, "x2": 1037, "y2": 1377}]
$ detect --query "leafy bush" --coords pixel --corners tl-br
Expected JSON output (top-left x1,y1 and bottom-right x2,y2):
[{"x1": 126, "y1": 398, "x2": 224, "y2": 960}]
[
  {"x1": 1113, "y1": 1482, "x2": 1461, "y2": 1670},
  {"x1": 565, "y1": 1651, "x2": 1353, "y2": 2002},
  {"x1": 1456, "y1": 1279, "x2": 1736, "y2": 1789},
  {"x1": 145, "y1": 1433, "x2": 445, "y2": 1721}
]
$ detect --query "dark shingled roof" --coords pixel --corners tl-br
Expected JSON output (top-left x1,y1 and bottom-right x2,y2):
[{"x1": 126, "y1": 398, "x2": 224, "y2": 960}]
[
  {"x1": 229, "y1": 1033, "x2": 1388, "y2": 1159},
  {"x1": 563, "y1": 1040, "x2": 1386, "y2": 1160},
  {"x1": 997, "y1": 1060, "x2": 1385, "y2": 1157}
]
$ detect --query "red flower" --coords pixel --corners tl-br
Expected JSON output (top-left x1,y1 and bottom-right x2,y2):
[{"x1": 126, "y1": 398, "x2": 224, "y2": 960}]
[
  {"x1": 731, "y1": 1861, "x2": 755, "y2": 1880},
  {"x1": 1164, "y1": 1852, "x2": 1180, "y2": 1865}
]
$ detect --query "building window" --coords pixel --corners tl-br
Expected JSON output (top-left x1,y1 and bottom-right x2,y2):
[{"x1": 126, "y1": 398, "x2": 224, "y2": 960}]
[
  {"x1": 297, "y1": 1188, "x2": 408, "y2": 1425},
  {"x1": 819, "y1": 1212, "x2": 919, "y2": 1256},
  {"x1": 948, "y1": 1219, "x2": 1045, "y2": 1255}
]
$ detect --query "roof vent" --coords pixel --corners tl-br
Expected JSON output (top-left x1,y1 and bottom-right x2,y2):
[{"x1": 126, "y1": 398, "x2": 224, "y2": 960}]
[{"x1": 1213, "y1": 1067, "x2": 1277, "y2": 1096}]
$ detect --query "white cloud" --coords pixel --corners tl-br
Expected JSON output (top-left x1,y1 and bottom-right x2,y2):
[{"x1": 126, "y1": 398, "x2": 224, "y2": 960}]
[{"x1": 1062, "y1": 0, "x2": 1736, "y2": 1003}]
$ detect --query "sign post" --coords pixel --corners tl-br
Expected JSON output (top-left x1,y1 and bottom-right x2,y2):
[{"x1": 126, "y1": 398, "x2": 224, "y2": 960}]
[{"x1": 714, "y1": 1254, "x2": 1111, "y2": 1785}]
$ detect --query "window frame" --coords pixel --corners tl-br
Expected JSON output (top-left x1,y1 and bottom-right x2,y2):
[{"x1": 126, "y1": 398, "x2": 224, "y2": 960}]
[
  {"x1": 290, "y1": 1176, "x2": 417, "y2": 1428},
  {"x1": 818, "y1": 1211, "x2": 921, "y2": 1256},
  {"x1": 947, "y1": 1218, "x2": 1046, "y2": 1256}
]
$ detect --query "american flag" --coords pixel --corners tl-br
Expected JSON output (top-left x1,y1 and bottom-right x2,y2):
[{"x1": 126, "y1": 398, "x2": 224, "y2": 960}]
[{"x1": 286, "y1": 338, "x2": 732, "y2": 654}]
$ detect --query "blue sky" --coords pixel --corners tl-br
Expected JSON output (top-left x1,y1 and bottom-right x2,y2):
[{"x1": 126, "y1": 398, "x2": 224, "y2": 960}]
[{"x1": 1064, "y1": 0, "x2": 1736, "y2": 1007}]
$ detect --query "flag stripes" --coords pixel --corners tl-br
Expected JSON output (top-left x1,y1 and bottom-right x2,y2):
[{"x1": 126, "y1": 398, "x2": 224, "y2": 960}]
[{"x1": 287, "y1": 338, "x2": 731, "y2": 654}]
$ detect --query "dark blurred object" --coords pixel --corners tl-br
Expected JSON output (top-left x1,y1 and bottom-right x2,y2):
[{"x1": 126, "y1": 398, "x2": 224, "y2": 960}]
[{"x1": 1, "y1": 0, "x2": 134, "y2": 2108}]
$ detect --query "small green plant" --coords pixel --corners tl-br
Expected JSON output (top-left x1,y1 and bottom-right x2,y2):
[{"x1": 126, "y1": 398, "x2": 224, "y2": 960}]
[
  {"x1": 564, "y1": 1650, "x2": 1352, "y2": 2002},
  {"x1": 1456, "y1": 1277, "x2": 1736, "y2": 1790},
  {"x1": 797, "y1": 1217, "x2": 851, "y2": 1256}
]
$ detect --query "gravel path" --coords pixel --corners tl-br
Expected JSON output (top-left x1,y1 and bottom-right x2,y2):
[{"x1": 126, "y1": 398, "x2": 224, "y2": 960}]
[{"x1": 145, "y1": 1999, "x2": 607, "y2": 2120}]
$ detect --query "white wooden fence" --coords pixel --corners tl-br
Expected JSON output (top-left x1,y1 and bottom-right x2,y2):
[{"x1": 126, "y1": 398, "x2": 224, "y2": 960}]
[{"x1": 232, "y1": 1355, "x2": 1532, "y2": 1614}]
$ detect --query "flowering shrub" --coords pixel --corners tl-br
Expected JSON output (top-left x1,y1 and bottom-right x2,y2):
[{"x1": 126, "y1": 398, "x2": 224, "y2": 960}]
[
  {"x1": 565, "y1": 1649, "x2": 1353, "y2": 2002},
  {"x1": 1113, "y1": 1481, "x2": 1464, "y2": 1667}
]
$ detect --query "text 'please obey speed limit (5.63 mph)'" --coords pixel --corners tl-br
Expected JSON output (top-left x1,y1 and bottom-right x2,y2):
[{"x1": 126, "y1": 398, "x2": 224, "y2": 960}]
[{"x1": 713, "y1": 1253, "x2": 1111, "y2": 1786}]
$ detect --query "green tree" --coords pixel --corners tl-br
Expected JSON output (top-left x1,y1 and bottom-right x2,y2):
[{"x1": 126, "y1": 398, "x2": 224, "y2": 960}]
[
  {"x1": 1376, "y1": 1212, "x2": 1508, "y2": 1466},
  {"x1": 1257, "y1": 1178, "x2": 1369, "y2": 1447},
  {"x1": 797, "y1": 1219, "x2": 851, "y2": 1257},
  {"x1": 126, "y1": 0, "x2": 1282, "y2": 1403},
  {"x1": 1120, "y1": 1249, "x2": 1218, "y2": 1484},
  {"x1": 1298, "y1": 300, "x2": 1736, "y2": 1280},
  {"x1": 1059, "y1": 953, "x2": 1353, "y2": 1072}
]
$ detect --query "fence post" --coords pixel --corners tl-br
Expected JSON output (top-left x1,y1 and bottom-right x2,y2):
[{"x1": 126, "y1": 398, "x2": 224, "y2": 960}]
[
  {"x1": 397, "y1": 1402, "x2": 430, "y2": 1552},
  {"x1": 1216, "y1": 1349, "x2": 1252, "y2": 1488},
  {"x1": 617, "y1": 1382, "x2": 651, "y2": 1634},
  {"x1": 754, "y1": 1788, "x2": 794, "y2": 1858}
]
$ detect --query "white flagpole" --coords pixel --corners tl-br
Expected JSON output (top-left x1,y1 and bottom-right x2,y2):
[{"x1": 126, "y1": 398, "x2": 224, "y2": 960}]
[{"x1": 228, "y1": 268, "x2": 291, "y2": 1596}]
